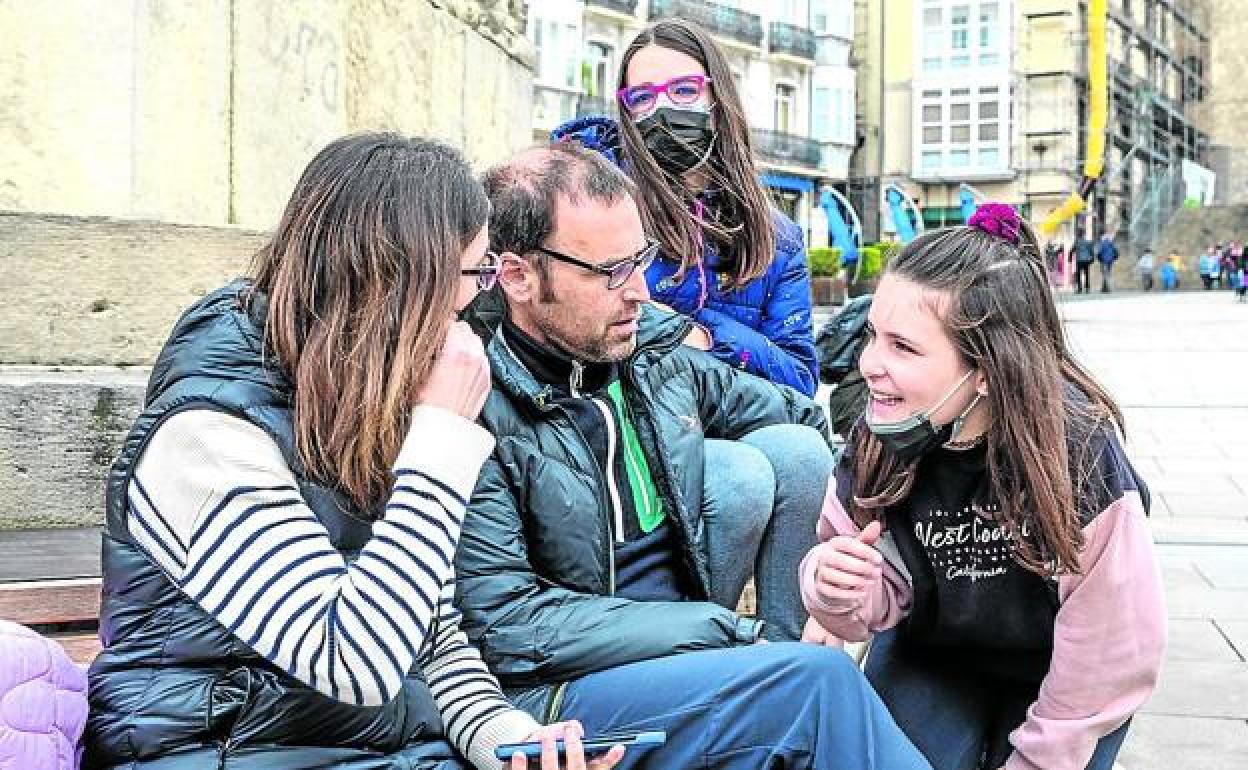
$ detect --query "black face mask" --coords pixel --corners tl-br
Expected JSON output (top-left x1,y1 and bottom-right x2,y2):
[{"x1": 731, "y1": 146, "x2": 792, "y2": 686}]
[{"x1": 636, "y1": 107, "x2": 716, "y2": 175}]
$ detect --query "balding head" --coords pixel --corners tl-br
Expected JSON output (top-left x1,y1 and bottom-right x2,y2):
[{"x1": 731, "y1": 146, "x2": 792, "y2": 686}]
[{"x1": 481, "y1": 142, "x2": 636, "y2": 260}]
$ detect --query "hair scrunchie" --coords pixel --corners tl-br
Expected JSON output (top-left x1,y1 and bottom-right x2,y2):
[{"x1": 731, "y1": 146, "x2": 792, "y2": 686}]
[{"x1": 968, "y1": 203, "x2": 1022, "y2": 246}]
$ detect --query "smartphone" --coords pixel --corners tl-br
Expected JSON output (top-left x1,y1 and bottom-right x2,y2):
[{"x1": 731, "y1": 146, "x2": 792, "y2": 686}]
[{"x1": 494, "y1": 730, "x2": 666, "y2": 762}]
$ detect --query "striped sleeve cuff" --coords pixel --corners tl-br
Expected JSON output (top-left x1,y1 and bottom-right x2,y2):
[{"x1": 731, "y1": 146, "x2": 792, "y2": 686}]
[
  {"x1": 464, "y1": 708, "x2": 541, "y2": 770},
  {"x1": 395, "y1": 405, "x2": 496, "y2": 500}
]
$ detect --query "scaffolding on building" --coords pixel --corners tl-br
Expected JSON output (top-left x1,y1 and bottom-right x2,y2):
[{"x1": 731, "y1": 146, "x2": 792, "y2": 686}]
[
  {"x1": 1017, "y1": 4, "x2": 1083, "y2": 244},
  {"x1": 1103, "y1": 0, "x2": 1210, "y2": 254},
  {"x1": 1017, "y1": 0, "x2": 1209, "y2": 253}
]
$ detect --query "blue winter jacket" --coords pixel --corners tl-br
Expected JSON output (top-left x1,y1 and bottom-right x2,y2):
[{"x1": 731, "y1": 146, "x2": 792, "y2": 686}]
[{"x1": 553, "y1": 116, "x2": 820, "y2": 397}]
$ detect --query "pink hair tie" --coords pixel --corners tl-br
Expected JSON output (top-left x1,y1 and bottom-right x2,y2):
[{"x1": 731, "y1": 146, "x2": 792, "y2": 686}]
[{"x1": 968, "y1": 203, "x2": 1022, "y2": 246}]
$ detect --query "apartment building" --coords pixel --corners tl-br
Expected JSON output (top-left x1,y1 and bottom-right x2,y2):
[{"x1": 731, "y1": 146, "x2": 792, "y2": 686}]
[
  {"x1": 852, "y1": 0, "x2": 1212, "y2": 252},
  {"x1": 525, "y1": 0, "x2": 856, "y2": 246}
]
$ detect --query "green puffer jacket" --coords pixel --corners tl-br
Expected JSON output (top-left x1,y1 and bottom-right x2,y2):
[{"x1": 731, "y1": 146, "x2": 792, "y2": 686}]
[{"x1": 454, "y1": 305, "x2": 828, "y2": 720}]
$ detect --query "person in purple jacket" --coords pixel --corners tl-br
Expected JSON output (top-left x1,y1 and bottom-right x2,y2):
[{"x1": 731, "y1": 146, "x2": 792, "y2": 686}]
[
  {"x1": 552, "y1": 19, "x2": 828, "y2": 641},
  {"x1": 799, "y1": 205, "x2": 1165, "y2": 770}
]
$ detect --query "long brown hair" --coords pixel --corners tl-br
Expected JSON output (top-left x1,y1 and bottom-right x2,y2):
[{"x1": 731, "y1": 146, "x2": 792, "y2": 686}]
[
  {"x1": 250, "y1": 133, "x2": 488, "y2": 513},
  {"x1": 616, "y1": 19, "x2": 775, "y2": 288},
  {"x1": 847, "y1": 220, "x2": 1124, "y2": 575}
]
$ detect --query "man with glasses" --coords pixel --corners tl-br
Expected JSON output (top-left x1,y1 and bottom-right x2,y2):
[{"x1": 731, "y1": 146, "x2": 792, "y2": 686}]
[{"x1": 452, "y1": 142, "x2": 930, "y2": 770}]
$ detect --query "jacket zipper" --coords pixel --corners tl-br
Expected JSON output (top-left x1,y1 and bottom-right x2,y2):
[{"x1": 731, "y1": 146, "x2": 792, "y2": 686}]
[
  {"x1": 618, "y1": 367, "x2": 711, "y2": 598},
  {"x1": 552, "y1": 404, "x2": 617, "y2": 596},
  {"x1": 591, "y1": 397, "x2": 626, "y2": 545}
]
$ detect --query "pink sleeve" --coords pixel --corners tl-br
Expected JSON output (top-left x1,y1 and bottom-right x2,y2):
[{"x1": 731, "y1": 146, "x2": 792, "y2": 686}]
[
  {"x1": 799, "y1": 476, "x2": 913, "y2": 642},
  {"x1": 1005, "y1": 491, "x2": 1166, "y2": 770}
]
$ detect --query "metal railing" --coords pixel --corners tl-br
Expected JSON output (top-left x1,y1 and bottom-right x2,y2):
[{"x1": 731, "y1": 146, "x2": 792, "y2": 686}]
[
  {"x1": 769, "y1": 22, "x2": 816, "y2": 61},
  {"x1": 752, "y1": 128, "x2": 821, "y2": 168},
  {"x1": 648, "y1": 0, "x2": 763, "y2": 48},
  {"x1": 585, "y1": 0, "x2": 639, "y2": 16}
]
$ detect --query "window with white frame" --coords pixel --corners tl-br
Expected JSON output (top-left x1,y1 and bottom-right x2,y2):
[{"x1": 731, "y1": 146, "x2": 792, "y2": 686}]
[
  {"x1": 834, "y1": 86, "x2": 853, "y2": 142},
  {"x1": 922, "y1": 7, "x2": 943, "y2": 72},
  {"x1": 813, "y1": 83, "x2": 854, "y2": 144},
  {"x1": 528, "y1": 14, "x2": 581, "y2": 90},
  {"x1": 915, "y1": 82, "x2": 1009, "y2": 174},
  {"x1": 583, "y1": 40, "x2": 614, "y2": 98},
  {"x1": 917, "y1": 0, "x2": 1008, "y2": 73},
  {"x1": 813, "y1": 87, "x2": 830, "y2": 140},
  {"x1": 979, "y1": 1, "x2": 1000, "y2": 66},
  {"x1": 778, "y1": 0, "x2": 802, "y2": 25},
  {"x1": 811, "y1": 0, "x2": 854, "y2": 39},
  {"x1": 775, "y1": 83, "x2": 796, "y2": 133},
  {"x1": 811, "y1": 0, "x2": 829, "y2": 33}
]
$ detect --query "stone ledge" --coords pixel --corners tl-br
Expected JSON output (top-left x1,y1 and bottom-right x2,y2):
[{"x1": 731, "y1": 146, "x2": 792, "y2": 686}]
[
  {"x1": 0, "y1": 211, "x2": 268, "y2": 366},
  {"x1": 0, "y1": 367, "x2": 148, "y2": 529}
]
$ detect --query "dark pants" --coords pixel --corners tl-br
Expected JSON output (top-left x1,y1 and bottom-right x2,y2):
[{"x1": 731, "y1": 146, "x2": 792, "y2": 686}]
[
  {"x1": 1075, "y1": 262, "x2": 1092, "y2": 293},
  {"x1": 559, "y1": 643, "x2": 932, "y2": 770},
  {"x1": 864, "y1": 629, "x2": 1130, "y2": 770},
  {"x1": 1099, "y1": 261, "x2": 1113, "y2": 292}
]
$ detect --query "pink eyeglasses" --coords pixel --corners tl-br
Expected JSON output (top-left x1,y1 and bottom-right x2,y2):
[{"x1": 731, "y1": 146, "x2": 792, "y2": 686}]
[{"x1": 617, "y1": 74, "x2": 712, "y2": 118}]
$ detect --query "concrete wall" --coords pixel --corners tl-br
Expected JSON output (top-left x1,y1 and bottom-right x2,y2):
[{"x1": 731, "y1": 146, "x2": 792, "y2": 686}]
[
  {"x1": 0, "y1": 1, "x2": 536, "y2": 530},
  {"x1": 0, "y1": 1, "x2": 234, "y2": 224},
  {"x1": 0, "y1": 0, "x2": 536, "y2": 229}
]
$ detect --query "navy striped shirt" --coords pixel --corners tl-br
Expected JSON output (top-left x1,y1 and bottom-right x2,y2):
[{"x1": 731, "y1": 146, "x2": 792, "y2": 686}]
[{"x1": 127, "y1": 406, "x2": 537, "y2": 768}]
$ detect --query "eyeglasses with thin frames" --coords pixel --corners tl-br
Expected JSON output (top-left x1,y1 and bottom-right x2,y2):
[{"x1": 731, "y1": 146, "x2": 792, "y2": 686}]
[
  {"x1": 460, "y1": 251, "x2": 501, "y2": 291},
  {"x1": 534, "y1": 239, "x2": 659, "y2": 290}
]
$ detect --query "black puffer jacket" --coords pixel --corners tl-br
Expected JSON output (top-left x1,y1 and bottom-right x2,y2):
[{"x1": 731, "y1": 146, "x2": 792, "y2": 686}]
[
  {"x1": 454, "y1": 306, "x2": 828, "y2": 719},
  {"x1": 84, "y1": 282, "x2": 460, "y2": 769}
]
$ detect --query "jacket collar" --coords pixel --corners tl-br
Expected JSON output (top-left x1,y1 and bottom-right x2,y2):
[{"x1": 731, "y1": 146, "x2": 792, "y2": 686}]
[{"x1": 486, "y1": 304, "x2": 691, "y2": 412}]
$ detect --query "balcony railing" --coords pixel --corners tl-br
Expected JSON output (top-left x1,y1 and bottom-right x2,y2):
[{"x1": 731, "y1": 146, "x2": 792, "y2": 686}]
[
  {"x1": 585, "y1": 0, "x2": 639, "y2": 16},
  {"x1": 752, "y1": 129, "x2": 821, "y2": 169},
  {"x1": 769, "y1": 22, "x2": 816, "y2": 61},
  {"x1": 648, "y1": 0, "x2": 763, "y2": 49}
]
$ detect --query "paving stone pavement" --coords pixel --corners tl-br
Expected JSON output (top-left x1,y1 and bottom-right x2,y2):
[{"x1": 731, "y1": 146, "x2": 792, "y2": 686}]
[{"x1": 822, "y1": 289, "x2": 1248, "y2": 769}]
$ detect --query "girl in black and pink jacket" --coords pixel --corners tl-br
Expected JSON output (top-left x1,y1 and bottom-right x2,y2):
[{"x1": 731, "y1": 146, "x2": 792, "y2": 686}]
[{"x1": 800, "y1": 205, "x2": 1165, "y2": 770}]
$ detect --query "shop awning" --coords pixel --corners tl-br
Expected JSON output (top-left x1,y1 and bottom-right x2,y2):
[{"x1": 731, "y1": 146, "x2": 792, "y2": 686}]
[{"x1": 760, "y1": 172, "x2": 815, "y2": 193}]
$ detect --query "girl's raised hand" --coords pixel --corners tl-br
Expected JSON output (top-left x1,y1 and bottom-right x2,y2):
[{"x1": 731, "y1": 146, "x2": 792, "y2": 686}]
[{"x1": 812, "y1": 521, "x2": 885, "y2": 611}]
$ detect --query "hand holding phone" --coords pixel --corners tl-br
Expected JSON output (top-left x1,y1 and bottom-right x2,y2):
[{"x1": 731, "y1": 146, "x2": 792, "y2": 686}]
[{"x1": 496, "y1": 723, "x2": 665, "y2": 769}]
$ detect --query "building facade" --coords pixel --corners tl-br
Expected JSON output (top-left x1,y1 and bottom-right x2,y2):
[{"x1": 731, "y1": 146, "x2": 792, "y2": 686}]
[
  {"x1": 851, "y1": 0, "x2": 1212, "y2": 253},
  {"x1": 526, "y1": 0, "x2": 856, "y2": 246},
  {"x1": 1207, "y1": 0, "x2": 1248, "y2": 205}
]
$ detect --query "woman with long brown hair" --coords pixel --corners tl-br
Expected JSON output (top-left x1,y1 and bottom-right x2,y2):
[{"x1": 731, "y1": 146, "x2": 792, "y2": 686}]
[
  {"x1": 84, "y1": 133, "x2": 621, "y2": 770},
  {"x1": 799, "y1": 205, "x2": 1165, "y2": 770},
  {"x1": 553, "y1": 19, "x2": 832, "y2": 644}
]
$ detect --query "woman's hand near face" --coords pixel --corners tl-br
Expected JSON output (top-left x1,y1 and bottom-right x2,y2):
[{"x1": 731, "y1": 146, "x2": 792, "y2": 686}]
[
  {"x1": 418, "y1": 320, "x2": 491, "y2": 420},
  {"x1": 507, "y1": 721, "x2": 626, "y2": 770}
]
